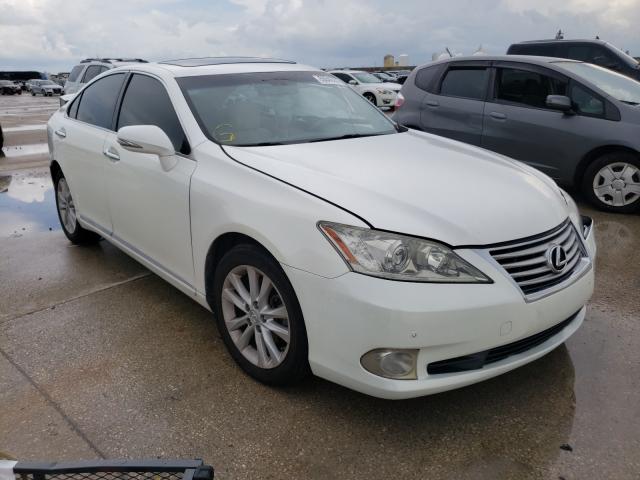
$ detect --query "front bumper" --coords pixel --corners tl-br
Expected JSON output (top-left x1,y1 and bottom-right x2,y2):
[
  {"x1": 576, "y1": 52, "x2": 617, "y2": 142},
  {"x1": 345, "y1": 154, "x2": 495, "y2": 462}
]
[
  {"x1": 285, "y1": 221, "x2": 596, "y2": 399},
  {"x1": 376, "y1": 91, "x2": 397, "y2": 107}
]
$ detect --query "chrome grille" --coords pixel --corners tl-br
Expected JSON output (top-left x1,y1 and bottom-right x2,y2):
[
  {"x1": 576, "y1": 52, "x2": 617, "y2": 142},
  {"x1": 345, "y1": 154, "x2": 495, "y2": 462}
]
[{"x1": 489, "y1": 219, "x2": 588, "y2": 297}]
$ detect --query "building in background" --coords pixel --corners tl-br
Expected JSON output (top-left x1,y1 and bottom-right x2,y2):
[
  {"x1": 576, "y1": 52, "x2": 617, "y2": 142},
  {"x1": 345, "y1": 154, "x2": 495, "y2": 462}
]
[
  {"x1": 383, "y1": 54, "x2": 395, "y2": 67},
  {"x1": 398, "y1": 54, "x2": 409, "y2": 66}
]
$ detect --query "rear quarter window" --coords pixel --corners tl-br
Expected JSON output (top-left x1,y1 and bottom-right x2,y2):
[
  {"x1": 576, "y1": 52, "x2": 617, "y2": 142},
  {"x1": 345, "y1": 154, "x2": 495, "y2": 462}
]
[
  {"x1": 67, "y1": 65, "x2": 84, "y2": 83},
  {"x1": 414, "y1": 65, "x2": 441, "y2": 92}
]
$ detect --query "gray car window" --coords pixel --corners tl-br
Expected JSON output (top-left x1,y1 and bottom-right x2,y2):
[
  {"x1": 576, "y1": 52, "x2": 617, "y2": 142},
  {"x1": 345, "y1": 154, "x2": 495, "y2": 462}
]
[
  {"x1": 496, "y1": 68, "x2": 567, "y2": 109},
  {"x1": 82, "y1": 65, "x2": 103, "y2": 83},
  {"x1": 440, "y1": 68, "x2": 488, "y2": 100},
  {"x1": 570, "y1": 83, "x2": 604, "y2": 116},
  {"x1": 68, "y1": 65, "x2": 84, "y2": 83},
  {"x1": 415, "y1": 65, "x2": 440, "y2": 92},
  {"x1": 76, "y1": 73, "x2": 125, "y2": 129}
]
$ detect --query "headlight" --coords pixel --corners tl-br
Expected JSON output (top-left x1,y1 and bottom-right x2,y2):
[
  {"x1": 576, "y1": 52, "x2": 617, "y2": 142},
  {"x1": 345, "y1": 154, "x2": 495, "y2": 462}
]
[
  {"x1": 318, "y1": 222, "x2": 491, "y2": 283},
  {"x1": 376, "y1": 88, "x2": 393, "y2": 95}
]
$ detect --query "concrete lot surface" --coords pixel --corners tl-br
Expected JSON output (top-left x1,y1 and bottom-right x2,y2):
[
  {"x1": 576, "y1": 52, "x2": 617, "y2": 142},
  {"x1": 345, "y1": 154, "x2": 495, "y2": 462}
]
[{"x1": 1, "y1": 95, "x2": 639, "y2": 479}]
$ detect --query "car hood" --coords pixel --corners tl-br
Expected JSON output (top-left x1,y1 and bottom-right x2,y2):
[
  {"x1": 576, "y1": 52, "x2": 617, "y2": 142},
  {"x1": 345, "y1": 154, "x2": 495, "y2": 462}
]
[{"x1": 223, "y1": 130, "x2": 569, "y2": 246}]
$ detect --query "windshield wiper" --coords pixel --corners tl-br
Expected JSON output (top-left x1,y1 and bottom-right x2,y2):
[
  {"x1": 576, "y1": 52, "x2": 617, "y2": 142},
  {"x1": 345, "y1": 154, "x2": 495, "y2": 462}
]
[
  {"x1": 307, "y1": 132, "x2": 390, "y2": 143},
  {"x1": 235, "y1": 141, "x2": 288, "y2": 147}
]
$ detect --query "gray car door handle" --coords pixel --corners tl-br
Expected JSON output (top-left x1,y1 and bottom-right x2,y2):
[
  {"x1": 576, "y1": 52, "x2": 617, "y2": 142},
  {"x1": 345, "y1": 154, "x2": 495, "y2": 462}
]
[
  {"x1": 425, "y1": 100, "x2": 439, "y2": 107},
  {"x1": 54, "y1": 128, "x2": 66, "y2": 138},
  {"x1": 489, "y1": 112, "x2": 507, "y2": 120},
  {"x1": 103, "y1": 147, "x2": 120, "y2": 162}
]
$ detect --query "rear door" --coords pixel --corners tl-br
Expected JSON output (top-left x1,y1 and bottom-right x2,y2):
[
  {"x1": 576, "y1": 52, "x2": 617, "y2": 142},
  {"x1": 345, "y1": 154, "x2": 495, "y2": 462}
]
[
  {"x1": 481, "y1": 62, "x2": 610, "y2": 182},
  {"x1": 56, "y1": 73, "x2": 126, "y2": 233},
  {"x1": 103, "y1": 73, "x2": 196, "y2": 289},
  {"x1": 419, "y1": 61, "x2": 490, "y2": 146}
]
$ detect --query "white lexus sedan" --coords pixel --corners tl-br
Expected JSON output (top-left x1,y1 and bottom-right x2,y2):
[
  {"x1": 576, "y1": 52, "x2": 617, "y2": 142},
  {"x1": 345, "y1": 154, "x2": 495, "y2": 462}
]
[{"x1": 47, "y1": 57, "x2": 595, "y2": 399}]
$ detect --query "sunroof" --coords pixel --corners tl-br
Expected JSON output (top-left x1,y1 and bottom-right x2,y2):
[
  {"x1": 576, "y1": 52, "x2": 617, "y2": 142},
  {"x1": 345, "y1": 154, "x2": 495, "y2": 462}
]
[{"x1": 159, "y1": 57, "x2": 297, "y2": 67}]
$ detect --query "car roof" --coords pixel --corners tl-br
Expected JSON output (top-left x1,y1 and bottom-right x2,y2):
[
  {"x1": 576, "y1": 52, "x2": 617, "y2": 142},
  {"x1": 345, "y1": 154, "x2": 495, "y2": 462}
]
[
  {"x1": 112, "y1": 57, "x2": 319, "y2": 78},
  {"x1": 428, "y1": 54, "x2": 583, "y2": 66},
  {"x1": 513, "y1": 38, "x2": 607, "y2": 45}
]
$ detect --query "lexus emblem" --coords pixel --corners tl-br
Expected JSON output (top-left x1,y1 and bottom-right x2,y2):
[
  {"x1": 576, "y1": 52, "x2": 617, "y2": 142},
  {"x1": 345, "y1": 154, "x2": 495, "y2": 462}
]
[{"x1": 546, "y1": 244, "x2": 568, "y2": 273}]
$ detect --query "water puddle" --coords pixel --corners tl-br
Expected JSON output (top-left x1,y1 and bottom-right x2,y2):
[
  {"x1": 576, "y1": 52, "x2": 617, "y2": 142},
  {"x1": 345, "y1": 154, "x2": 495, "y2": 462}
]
[
  {"x1": 2, "y1": 124, "x2": 47, "y2": 132},
  {"x1": 0, "y1": 169, "x2": 60, "y2": 237},
  {"x1": 0, "y1": 143, "x2": 49, "y2": 158}
]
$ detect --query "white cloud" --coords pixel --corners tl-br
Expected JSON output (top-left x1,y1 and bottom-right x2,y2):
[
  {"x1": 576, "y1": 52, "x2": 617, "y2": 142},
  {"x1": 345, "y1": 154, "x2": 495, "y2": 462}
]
[{"x1": 0, "y1": 0, "x2": 638, "y2": 73}]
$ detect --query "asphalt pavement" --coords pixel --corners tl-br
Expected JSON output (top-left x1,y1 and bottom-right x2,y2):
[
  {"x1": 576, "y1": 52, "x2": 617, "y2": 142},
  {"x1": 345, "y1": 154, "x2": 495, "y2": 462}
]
[{"x1": 1, "y1": 94, "x2": 639, "y2": 479}]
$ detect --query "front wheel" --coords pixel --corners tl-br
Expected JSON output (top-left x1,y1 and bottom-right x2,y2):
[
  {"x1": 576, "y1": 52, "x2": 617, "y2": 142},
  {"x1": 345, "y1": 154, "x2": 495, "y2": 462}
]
[
  {"x1": 54, "y1": 174, "x2": 101, "y2": 244},
  {"x1": 212, "y1": 244, "x2": 310, "y2": 386},
  {"x1": 363, "y1": 92, "x2": 377, "y2": 105},
  {"x1": 582, "y1": 152, "x2": 640, "y2": 213}
]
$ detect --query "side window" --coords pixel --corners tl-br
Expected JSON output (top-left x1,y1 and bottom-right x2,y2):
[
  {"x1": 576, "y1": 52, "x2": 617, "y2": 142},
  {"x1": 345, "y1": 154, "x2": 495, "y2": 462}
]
[
  {"x1": 82, "y1": 65, "x2": 102, "y2": 83},
  {"x1": 67, "y1": 94, "x2": 81, "y2": 118},
  {"x1": 117, "y1": 74, "x2": 189, "y2": 154},
  {"x1": 333, "y1": 73, "x2": 354, "y2": 83},
  {"x1": 76, "y1": 73, "x2": 125, "y2": 129},
  {"x1": 68, "y1": 65, "x2": 84, "y2": 83},
  {"x1": 415, "y1": 65, "x2": 440, "y2": 92},
  {"x1": 496, "y1": 68, "x2": 567, "y2": 109},
  {"x1": 570, "y1": 83, "x2": 604, "y2": 116},
  {"x1": 439, "y1": 68, "x2": 488, "y2": 100},
  {"x1": 590, "y1": 47, "x2": 623, "y2": 70}
]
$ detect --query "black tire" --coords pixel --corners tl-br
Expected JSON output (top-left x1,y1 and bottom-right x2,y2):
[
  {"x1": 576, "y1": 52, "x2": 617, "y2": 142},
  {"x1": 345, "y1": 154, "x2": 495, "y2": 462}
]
[
  {"x1": 53, "y1": 172, "x2": 101, "y2": 244},
  {"x1": 582, "y1": 151, "x2": 640, "y2": 213},
  {"x1": 31, "y1": 92, "x2": 35, "y2": 96},
  {"x1": 212, "y1": 243, "x2": 310, "y2": 386},
  {"x1": 363, "y1": 92, "x2": 376, "y2": 105}
]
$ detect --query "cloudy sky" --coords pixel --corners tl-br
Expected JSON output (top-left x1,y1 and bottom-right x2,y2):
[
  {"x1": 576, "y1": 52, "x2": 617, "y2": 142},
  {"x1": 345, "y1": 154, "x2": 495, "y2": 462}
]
[{"x1": 0, "y1": 0, "x2": 638, "y2": 73}]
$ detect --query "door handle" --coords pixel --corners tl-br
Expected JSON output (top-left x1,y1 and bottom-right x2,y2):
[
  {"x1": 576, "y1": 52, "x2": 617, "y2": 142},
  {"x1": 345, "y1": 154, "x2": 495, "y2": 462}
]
[
  {"x1": 103, "y1": 147, "x2": 120, "y2": 162},
  {"x1": 425, "y1": 100, "x2": 439, "y2": 107},
  {"x1": 54, "y1": 128, "x2": 66, "y2": 138},
  {"x1": 489, "y1": 112, "x2": 507, "y2": 120}
]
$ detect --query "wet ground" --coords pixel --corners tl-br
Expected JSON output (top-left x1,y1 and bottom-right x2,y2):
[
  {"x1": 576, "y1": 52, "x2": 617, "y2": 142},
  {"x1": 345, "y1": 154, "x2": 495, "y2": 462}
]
[{"x1": 1, "y1": 95, "x2": 639, "y2": 479}]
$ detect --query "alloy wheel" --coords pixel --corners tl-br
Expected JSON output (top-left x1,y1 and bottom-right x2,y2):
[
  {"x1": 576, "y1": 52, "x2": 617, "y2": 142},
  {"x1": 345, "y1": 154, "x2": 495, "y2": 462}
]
[
  {"x1": 592, "y1": 162, "x2": 640, "y2": 207},
  {"x1": 56, "y1": 177, "x2": 77, "y2": 233},
  {"x1": 221, "y1": 265, "x2": 290, "y2": 369}
]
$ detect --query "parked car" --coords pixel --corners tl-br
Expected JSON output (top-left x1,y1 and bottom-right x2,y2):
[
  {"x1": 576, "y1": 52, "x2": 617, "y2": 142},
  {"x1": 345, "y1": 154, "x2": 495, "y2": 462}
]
[
  {"x1": 329, "y1": 69, "x2": 401, "y2": 107},
  {"x1": 64, "y1": 58, "x2": 148, "y2": 94},
  {"x1": 508, "y1": 39, "x2": 640, "y2": 82},
  {"x1": 30, "y1": 79, "x2": 63, "y2": 96},
  {"x1": 47, "y1": 57, "x2": 595, "y2": 399},
  {"x1": 0, "y1": 122, "x2": 3, "y2": 150},
  {"x1": 387, "y1": 69, "x2": 412, "y2": 77},
  {"x1": 371, "y1": 71, "x2": 397, "y2": 82},
  {"x1": 0, "y1": 80, "x2": 22, "y2": 95},
  {"x1": 393, "y1": 55, "x2": 640, "y2": 213}
]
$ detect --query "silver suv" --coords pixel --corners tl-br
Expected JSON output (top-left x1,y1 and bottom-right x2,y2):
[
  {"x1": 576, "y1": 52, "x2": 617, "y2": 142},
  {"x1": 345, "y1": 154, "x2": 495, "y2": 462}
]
[{"x1": 63, "y1": 58, "x2": 147, "y2": 94}]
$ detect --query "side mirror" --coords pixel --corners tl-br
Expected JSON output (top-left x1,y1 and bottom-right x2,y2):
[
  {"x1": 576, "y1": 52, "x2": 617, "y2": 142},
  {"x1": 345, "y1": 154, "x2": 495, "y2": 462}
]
[
  {"x1": 348, "y1": 79, "x2": 358, "y2": 85},
  {"x1": 546, "y1": 95, "x2": 573, "y2": 113},
  {"x1": 117, "y1": 125, "x2": 177, "y2": 171}
]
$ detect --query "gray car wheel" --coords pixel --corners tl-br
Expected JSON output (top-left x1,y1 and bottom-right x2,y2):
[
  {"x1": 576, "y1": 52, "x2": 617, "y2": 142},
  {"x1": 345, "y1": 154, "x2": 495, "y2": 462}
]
[{"x1": 583, "y1": 152, "x2": 640, "y2": 213}]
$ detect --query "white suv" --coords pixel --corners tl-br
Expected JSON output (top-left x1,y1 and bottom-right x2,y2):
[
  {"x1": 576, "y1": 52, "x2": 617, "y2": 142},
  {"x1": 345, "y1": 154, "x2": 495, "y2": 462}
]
[
  {"x1": 329, "y1": 70, "x2": 401, "y2": 108},
  {"x1": 63, "y1": 58, "x2": 147, "y2": 94},
  {"x1": 47, "y1": 57, "x2": 595, "y2": 399}
]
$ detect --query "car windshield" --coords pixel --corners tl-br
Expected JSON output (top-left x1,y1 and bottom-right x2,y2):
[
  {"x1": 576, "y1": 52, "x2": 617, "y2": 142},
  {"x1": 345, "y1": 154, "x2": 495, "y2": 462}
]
[
  {"x1": 41, "y1": 80, "x2": 56, "y2": 85},
  {"x1": 606, "y1": 42, "x2": 639, "y2": 67},
  {"x1": 352, "y1": 72, "x2": 382, "y2": 84},
  {"x1": 177, "y1": 71, "x2": 398, "y2": 147},
  {"x1": 558, "y1": 61, "x2": 640, "y2": 105}
]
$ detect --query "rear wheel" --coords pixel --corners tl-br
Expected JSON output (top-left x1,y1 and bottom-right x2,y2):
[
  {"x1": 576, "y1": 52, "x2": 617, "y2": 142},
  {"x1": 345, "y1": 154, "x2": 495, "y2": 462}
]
[
  {"x1": 54, "y1": 173, "x2": 101, "y2": 244},
  {"x1": 582, "y1": 152, "x2": 640, "y2": 213},
  {"x1": 212, "y1": 244, "x2": 310, "y2": 386}
]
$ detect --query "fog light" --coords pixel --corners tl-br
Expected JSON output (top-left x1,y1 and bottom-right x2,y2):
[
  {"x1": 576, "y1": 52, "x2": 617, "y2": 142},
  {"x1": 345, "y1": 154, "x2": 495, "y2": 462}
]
[{"x1": 361, "y1": 349, "x2": 418, "y2": 380}]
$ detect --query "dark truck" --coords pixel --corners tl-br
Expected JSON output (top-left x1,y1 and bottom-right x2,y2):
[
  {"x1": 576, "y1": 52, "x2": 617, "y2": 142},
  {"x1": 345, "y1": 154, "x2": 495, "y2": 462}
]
[{"x1": 508, "y1": 39, "x2": 640, "y2": 82}]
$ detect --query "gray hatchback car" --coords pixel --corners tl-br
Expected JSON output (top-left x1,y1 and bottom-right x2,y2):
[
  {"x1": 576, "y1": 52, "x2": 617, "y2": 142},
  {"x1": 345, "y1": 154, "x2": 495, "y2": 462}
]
[{"x1": 393, "y1": 55, "x2": 640, "y2": 213}]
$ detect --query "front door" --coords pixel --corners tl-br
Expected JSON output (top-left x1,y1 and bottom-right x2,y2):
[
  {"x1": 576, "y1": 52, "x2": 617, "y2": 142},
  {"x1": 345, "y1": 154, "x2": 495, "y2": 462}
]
[
  {"x1": 104, "y1": 73, "x2": 196, "y2": 289},
  {"x1": 482, "y1": 63, "x2": 609, "y2": 183},
  {"x1": 420, "y1": 63, "x2": 490, "y2": 146}
]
